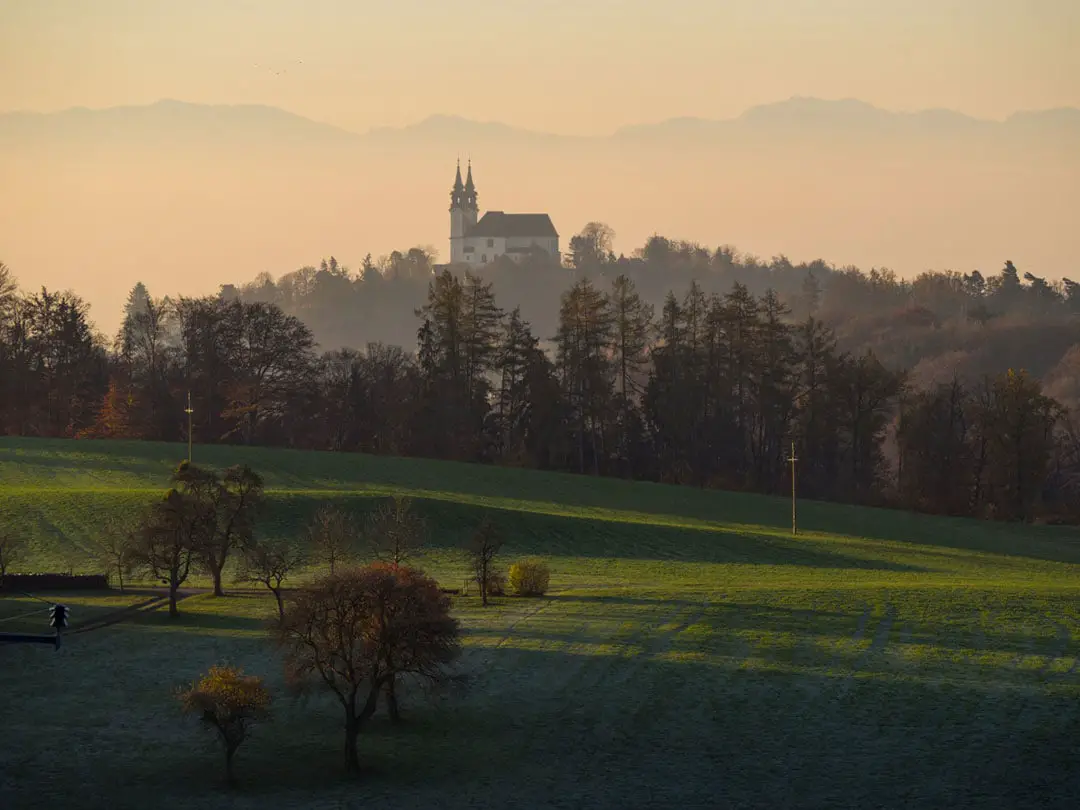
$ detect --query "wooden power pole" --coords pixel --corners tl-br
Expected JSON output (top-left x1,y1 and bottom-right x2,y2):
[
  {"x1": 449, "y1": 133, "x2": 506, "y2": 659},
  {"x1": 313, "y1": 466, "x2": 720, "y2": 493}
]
[
  {"x1": 787, "y1": 440, "x2": 798, "y2": 536},
  {"x1": 184, "y1": 391, "x2": 194, "y2": 463}
]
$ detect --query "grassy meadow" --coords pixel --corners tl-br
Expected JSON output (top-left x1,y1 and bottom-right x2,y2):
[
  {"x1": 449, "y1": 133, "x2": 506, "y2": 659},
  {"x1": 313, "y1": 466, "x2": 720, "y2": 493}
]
[{"x1": 2, "y1": 436, "x2": 1080, "y2": 808}]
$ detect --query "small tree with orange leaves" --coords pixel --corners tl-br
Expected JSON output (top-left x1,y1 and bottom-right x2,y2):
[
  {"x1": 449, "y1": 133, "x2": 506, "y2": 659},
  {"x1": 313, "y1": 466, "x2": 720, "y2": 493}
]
[
  {"x1": 177, "y1": 665, "x2": 272, "y2": 788},
  {"x1": 81, "y1": 376, "x2": 141, "y2": 439}
]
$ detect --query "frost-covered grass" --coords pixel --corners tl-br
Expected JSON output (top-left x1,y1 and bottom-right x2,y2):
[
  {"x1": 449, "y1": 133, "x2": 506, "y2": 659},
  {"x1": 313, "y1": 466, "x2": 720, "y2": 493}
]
[{"x1": 1, "y1": 437, "x2": 1079, "y2": 808}]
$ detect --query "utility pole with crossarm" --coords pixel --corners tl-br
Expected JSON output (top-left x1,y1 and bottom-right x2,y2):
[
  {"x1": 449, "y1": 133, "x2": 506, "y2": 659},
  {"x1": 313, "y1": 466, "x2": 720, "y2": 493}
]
[
  {"x1": 185, "y1": 391, "x2": 194, "y2": 463},
  {"x1": 787, "y1": 440, "x2": 799, "y2": 536}
]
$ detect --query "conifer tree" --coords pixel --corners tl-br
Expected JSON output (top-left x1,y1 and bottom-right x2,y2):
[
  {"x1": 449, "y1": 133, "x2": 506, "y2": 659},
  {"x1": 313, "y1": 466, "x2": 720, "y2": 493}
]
[{"x1": 555, "y1": 279, "x2": 615, "y2": 474}]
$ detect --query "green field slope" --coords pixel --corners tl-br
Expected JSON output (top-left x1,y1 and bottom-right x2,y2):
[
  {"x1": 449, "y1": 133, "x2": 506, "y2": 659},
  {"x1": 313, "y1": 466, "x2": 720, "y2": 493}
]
[{"x1": 2, "y1": 436, "x2": 1080, "y2": 809}]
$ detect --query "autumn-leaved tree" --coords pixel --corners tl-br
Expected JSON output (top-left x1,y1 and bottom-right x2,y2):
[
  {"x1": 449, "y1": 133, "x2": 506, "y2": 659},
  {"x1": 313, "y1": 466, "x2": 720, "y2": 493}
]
[
  {"x1": 83, "y1": 376, "x2": 141, "y2": 439},
  {"x1": 177, "y1": 665, "x2": 272, "y2": 788},
  {"x1": 273, "y1": 565, "x2": 460, "y2": 772}
]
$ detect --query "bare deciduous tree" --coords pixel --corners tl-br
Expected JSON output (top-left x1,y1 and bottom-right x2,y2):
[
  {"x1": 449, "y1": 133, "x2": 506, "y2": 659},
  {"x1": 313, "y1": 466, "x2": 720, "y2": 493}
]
[
  {"x1": 468, "y1": 519, "x2": 504, "y2": 607},
  {"x1": 175, "y1": 462, "x2": 264, "y2": 597},
  {"x1": 306, "y1": 505, "x2": 358, "y2": 574},
  {"x1": 99, "y1": 521, "x2": 138, "y2": 592},
  {"x1": 236, "y1": 538, "x2": 304, "y2": 621},
  {"x1": 131, "y1": 488, "x2": 200, "y2": 616},
  {"x1": 365, "y1": 495, "x2": 425, "y2": 567}
]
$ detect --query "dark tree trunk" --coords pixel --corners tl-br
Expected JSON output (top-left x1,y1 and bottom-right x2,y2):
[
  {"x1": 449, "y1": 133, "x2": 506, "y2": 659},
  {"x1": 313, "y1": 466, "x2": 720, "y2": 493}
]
[
  {"x1": 344, "y1": 686, "x2": 382, "y2": 773},
  {"x1": 211, "y1": 563, "x2": 224, "y2": 597},
  {"x1": 169, "y1": 577, "x2": 179, "y2": 617},
  {"x1": 344, "y1": 693, "x2": 361, "y2": 773},
  {"x1": 344, "y1": 718, "x2": 360, "y2": 773},
  {"x1": 225, "y1": 744, "x2": 237, "y2": 788},
  {"x1": 360, "y1": 682, "x2": 380, "y2": 724},
  {"x1": 386, "y1": 676, "x2": 402, "y2": 723},
  {"x1": 272, "y1": 587, "x2": 284, "y2": 621}
]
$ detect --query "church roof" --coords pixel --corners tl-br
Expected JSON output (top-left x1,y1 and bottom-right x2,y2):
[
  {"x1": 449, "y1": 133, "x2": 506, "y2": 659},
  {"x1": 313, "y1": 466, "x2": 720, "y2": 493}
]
[{"x1": 468, "y1": 211, "x2": 558, "y2": 238}]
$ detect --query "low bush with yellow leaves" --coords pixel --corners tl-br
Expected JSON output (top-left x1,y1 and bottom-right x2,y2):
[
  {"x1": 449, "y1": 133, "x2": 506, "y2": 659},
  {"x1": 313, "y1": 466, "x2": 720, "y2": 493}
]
[{"x1": 508, "y1": 558, "x2": 550, "y2": 597}]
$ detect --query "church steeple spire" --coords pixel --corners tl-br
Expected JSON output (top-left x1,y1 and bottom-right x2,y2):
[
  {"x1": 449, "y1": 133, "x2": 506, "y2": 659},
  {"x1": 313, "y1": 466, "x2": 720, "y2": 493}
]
[
  {"x1": 450, "y1": 159, "x2": 465, "y2": 211},
  {"x1": 463, "y1": 159, "x2": 478, "y2": 212},
  {"x1": 449, "y1": 157, "x2": 479, "y2": 261}
]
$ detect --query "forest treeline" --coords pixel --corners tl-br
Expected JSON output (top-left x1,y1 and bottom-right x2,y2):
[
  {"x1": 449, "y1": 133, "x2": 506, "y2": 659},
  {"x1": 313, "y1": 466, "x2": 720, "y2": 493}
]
[
  {"x1": 225, "y1": 226, "x2": 1080, "y2": 399},
  {"x1": 1, "y1": 229, "x2": 1079, "y2": 523}
]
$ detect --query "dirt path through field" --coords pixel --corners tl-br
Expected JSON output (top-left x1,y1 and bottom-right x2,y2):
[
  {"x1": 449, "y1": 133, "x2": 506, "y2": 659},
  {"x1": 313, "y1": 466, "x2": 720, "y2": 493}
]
[{"x1": 64, "y1": 586, "x2": 233, "y2": 635}]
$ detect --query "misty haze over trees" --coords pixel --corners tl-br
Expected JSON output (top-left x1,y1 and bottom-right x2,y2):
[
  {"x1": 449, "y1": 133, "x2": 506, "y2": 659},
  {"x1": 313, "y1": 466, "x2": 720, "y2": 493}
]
[
  {"x1": 3, "y1": 97, "x2": 1077, "y2": 335},
  {"x1": 2, "y1": 237, "x2": 1079, "y2": 525}
]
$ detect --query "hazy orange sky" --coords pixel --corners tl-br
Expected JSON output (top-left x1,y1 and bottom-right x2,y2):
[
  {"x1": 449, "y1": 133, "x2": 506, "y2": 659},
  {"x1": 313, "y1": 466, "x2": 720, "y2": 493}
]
[
  {"x1": 2, "y1": 1, "x2": 1078, "y2": 336},
  {"x1": 2, "y1": 0, "x2": 1078, "y2": 133}
]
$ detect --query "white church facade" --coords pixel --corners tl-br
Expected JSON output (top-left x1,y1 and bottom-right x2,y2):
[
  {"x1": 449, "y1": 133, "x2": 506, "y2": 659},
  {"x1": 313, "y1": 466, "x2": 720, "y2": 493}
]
[{"x1": 448, "y1": 161, "x2": 559, "y2": 265}]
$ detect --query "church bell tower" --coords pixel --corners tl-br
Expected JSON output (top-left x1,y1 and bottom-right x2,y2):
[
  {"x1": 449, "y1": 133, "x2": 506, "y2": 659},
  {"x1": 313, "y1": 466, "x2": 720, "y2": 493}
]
[{"x1": 449, "y1": 159, "x2": 479, "y2": 264}]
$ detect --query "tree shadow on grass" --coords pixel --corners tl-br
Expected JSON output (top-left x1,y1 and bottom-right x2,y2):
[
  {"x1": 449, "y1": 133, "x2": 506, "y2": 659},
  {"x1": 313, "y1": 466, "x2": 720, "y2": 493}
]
[
  {"x1": 0, "y1": 442, "x2": 178, "y2": 485},
  {"x1": 6, "y1": 437, "x2": 1080, "y2": 568},
  {"x1": 262, "y1": 494, "x2": 936, "y2": 571},
  {"x1": 124, "y1": 644, "x2": 1080, "y2": 810},
  {"x1": 460, "y1": 595, "x2": 1080, "y2": 669},
  {"x1": 5, "y1": 593, "x2": 1079, "y2": 810},
  {"x1": 129, "y1": 604, "x2": 273, "y2": 634}
]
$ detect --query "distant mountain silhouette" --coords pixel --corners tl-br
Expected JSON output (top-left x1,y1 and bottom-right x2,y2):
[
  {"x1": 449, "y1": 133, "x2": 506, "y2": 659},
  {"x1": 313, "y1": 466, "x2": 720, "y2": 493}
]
[
  {"x1": 612, "y1": 97, "x2": 1079, "y2": 142},
  {"x1": 0, "y1": 98, "x2": 361, "y2": 148},
  {"x1": 2, "y1": 96, "x2": 1077, "y2": 149},
  {"x1": 364, "y1": 114, "x2": 578, "y2": 144}
]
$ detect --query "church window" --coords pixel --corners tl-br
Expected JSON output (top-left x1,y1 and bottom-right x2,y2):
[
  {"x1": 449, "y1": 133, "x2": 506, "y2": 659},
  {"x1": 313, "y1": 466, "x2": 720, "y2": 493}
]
[
  {"x1": 487, "y1": 238, "x2": 494, "y2": 248},
  {"x1": 481, "y1": 254, "x2": 487, "y2": 263}
]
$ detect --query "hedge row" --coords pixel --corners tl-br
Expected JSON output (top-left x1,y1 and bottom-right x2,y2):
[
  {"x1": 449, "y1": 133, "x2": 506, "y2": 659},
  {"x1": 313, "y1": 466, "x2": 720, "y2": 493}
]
[{"x1": 0, "y1": 573, "x2": 110, "y2": 591}]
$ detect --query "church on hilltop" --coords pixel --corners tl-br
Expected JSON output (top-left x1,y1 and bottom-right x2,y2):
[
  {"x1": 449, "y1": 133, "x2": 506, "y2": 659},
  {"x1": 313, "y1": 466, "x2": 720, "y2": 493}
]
[{"x1": 448, "y1": 161, "x2": 559, "y2": 265}]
